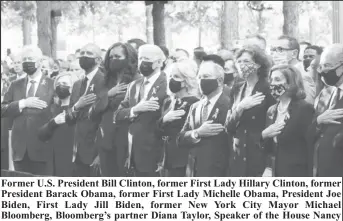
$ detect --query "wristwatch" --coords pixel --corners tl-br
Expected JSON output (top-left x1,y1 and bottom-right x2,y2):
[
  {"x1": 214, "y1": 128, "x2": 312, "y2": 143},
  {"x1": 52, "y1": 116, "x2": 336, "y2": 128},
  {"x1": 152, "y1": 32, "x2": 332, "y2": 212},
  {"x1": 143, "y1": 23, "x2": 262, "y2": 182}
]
[{"x1": 192, "y1": 130, "x2": 200, "y2": 139}]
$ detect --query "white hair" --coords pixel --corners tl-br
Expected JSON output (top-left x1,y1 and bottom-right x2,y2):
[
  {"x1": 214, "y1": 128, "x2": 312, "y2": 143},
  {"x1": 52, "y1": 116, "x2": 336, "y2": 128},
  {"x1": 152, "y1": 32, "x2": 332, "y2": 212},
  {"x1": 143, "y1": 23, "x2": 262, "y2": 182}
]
[
  {"x1": 200, "y1": 61, "x2": 225, "y2": 80},
  {"x1": 167, "y1": 60, "x2": 200, "y2": 97},
  {"x1": 21, "y1": 45, "x2": 43, "y2": 60},
  {"x1": 138, "y1": 44, "x2": 166, "y2": 62}
]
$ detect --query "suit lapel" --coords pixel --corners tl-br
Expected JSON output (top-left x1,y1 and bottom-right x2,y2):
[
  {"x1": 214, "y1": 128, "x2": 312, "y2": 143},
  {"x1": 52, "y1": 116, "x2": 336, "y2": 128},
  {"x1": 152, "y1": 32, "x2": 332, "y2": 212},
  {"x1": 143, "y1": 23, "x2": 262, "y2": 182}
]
[
  {"x1": 35, "y1": 75, "x2": 48, "y2": 98},
  {"x1": 146, "y1": 72, "x2": 166, "y2": 100},
  {"x1": 133, "y1": 78, "x2": 144, "y2": 104},
  {"x1": 207, "y1": 93, "x2": 226, "y2": 122},
  {"x1": 20, "y1": 77, "x2": 28, "y2": 99}
]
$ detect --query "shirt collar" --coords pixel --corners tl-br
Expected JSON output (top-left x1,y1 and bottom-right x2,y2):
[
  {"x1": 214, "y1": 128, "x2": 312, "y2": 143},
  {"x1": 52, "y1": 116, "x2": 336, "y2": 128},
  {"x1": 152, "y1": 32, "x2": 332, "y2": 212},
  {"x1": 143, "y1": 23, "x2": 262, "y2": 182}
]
[
  {"x1": 27, "y1": 70, "x2": 43, "y2": 83},
  {"x1": 144, "y1": 71, "x2": 160, "y2": 85},
  {"x1": 85, "y1": 67, "x2": 98, "y2": 82},
  {"x1": 204, "y1": 91, "x2": 222, "y2": 106}
]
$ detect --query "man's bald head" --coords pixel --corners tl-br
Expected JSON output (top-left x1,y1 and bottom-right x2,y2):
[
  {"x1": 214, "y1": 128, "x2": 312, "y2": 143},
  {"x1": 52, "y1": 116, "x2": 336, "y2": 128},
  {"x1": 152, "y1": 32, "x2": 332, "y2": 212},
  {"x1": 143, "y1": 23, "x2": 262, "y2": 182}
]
[
  {"x1": 12, "y1": 53, "x2": 23, "y2": 73},
  {"x1": 80, "y1": 43, "x2": 102, "y2": 59}
]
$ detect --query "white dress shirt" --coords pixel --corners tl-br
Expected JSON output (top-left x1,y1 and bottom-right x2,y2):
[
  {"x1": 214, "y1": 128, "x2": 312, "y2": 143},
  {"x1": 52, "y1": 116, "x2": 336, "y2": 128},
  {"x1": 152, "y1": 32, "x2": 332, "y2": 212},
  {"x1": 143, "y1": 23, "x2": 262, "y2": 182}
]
[
  {"x1": 82, "y1": 67, "x2": 98, "y2": 96},
  {"x1": 130, "y1": 71, "x2": 161, "y2": 117},
  {"x1": 201, "y1": 91, "x2": 222, "y2": 119},
  {"x1": 18, "y1": 71, "x2": 43, "y2": 111}
]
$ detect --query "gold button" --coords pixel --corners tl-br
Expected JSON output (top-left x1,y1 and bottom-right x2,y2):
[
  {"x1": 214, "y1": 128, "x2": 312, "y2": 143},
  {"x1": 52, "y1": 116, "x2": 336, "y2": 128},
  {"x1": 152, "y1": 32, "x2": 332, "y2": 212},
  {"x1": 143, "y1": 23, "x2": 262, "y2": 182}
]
[
  {"x1": 243, "y1": 157, "x2": 246, "y2": 161},
  {"x1": 252, "y1": 116, "x2": 255, "y2": 119},
  {"x1": 244, "y1": 130, "x2": 247, "y2": 133},
  {"x1": 244, "y1": 144, "x2": 246, "y2": 147}
]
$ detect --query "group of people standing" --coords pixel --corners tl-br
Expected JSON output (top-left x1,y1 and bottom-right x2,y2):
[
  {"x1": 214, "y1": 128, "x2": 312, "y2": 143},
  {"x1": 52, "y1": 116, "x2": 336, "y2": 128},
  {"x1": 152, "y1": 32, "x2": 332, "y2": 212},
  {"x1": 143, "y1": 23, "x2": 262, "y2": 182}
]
[{"x1": 1, "y1": 35, "x2": 342, "y2": 178}]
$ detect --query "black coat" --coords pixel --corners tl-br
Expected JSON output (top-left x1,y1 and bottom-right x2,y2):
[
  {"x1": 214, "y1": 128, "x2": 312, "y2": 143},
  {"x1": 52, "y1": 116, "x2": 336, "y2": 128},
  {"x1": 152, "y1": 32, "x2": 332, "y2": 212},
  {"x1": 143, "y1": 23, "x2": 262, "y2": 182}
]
[
  {"x1": 261, "y1": 99, "x2": 314, "y2": 177},
  {"x1": 307, "y1": 96, "x2": 343, "y2": 177},
  {"x1": 114, "y1": 72, "x2": 168, "y2": 173},
  {"x1": 226, "y1": 79, "x2": 275, "y2": 177},
  {"x1": 156, "y1": 96, "x2": 199, "y2": 170},
  {"x1": 177, "y1": 92, "x2": 231, "y2": 177}
]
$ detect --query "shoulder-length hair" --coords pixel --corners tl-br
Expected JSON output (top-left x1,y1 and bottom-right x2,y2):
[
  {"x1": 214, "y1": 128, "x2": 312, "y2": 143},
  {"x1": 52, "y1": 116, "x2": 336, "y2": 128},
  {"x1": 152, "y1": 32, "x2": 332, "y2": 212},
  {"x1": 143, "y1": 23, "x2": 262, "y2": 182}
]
[
  {"x1": 269, "y1": 64, "x2": 306, "y2": 100},
  {"x1": 103, "y1": 42, "x2": 138, "y2": 86},
  {"x1": 167, "y1": 60, "x2": 201, "y2": 98},
  {"x1": 235, "y1": 45, "x2": 272, "y2": 80}
]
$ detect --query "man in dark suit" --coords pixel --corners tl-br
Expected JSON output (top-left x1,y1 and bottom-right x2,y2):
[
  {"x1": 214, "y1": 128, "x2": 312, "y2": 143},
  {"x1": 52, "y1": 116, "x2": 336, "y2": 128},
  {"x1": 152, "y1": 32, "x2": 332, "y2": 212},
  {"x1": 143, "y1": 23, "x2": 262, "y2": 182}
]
[
  {"x1": 1, "y1": 45, "x2": 55, "y2": 175},
  {"x1": 177, "y1": 59, "x2": 231, "y2": 177},
  {"x1": 308, "y1": 43, "x2": 343, "y2": 177},
  {"x1": 114, "y1": 44, "x2": 168, "y2": 177},
  {"x1": 65, "y1": 43, "x2": 107, "y2": 177}
]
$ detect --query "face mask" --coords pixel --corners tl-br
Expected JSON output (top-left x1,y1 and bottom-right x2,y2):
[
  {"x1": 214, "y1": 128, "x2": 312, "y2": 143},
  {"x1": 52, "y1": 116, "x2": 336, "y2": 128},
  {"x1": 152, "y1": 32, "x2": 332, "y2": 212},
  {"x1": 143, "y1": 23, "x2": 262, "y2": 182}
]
[
  {"x1": 109, "y1": 59, "x2": 127, "y2": 73},
  {"x1": 319, "y1": 64, "x2": 342, "y2": 86},
  {"x1": 200, "y1": 79, "x2": 218, "y2": 95},
  {"x1": 270, "y1": 84, "x2": 286, "y2": 100},
  {"x1": 272, "y1": 53, "x2": 291, "y2": 66},
  {"x1": 55, "y1": 85, "x2": 71, "y2": 99},
  {"x1": 139, "y1": 61, "x2": 154, "y2": 77},
  {"x1": 239, "y1": 62, "x2": 258, "y2": 79},
  {"x1": 169, "y1": 78, "x2": 183, "y2": 93},
  {"x1": 22, "y1": 62, "x2": 37, "y2": 75},
  {"x1": 50, "y1": 71, "x2": 59, "y2": 79},
  {"x1": 42, "y1": 69, "x2": 49, "y2": 76},
  {"x1": 224, "y1": 73, "x2": 234, "y2": 85},
  {"x1": 79, "y1": 57, "x2": 96, "y2": 72},
  {"x1": 303, "y1": 59, "x2": 312, "y2": 72}
]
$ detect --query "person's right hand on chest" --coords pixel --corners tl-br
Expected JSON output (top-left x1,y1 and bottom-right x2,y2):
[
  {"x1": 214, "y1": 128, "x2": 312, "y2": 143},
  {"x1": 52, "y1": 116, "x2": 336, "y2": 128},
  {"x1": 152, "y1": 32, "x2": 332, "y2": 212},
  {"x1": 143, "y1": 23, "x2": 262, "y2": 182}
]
[
  {"x1": 74, "y1": 93, "x2": 96, "y2": 111},
  {"x1": 132, "y1": 100, "x2": 160, "y2": 115},
  {"x1": 22, "y1": 97, "x2": 48, "y2": 109}
]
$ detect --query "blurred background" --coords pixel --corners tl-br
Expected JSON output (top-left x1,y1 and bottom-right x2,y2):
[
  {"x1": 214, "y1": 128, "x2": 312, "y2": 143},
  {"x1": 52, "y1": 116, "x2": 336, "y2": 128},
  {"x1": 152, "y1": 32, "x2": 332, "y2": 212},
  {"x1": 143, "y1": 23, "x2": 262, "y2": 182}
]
[{"x1": 0, "y1": 1, "x2": 336, "y2": 59}]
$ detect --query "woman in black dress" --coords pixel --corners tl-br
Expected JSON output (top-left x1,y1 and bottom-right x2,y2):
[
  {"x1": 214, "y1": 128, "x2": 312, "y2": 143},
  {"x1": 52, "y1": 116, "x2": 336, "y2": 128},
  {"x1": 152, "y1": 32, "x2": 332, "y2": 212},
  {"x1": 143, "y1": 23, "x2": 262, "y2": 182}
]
[
  {"x1": 95, "y1": 42, "x2": 140, "y2": 177},
  {"x1": 261, "y1": 65, "x2": 314, "y2": 177},
  {"x1": 225, "y1": 45, "x2": 275, "y2": 177},
  {"x1": 156, "y1": 60, "x2": 200, "y2": 177},
  {"x1": 38, "y1": 73, "x2": 76, "y2": 176}
]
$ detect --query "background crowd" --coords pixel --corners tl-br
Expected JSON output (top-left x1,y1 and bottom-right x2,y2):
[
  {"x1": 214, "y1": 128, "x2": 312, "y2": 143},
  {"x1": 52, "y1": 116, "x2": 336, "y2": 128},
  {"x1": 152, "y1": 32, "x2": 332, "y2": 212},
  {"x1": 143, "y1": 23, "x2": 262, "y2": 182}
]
[{"x1": 1, "y1": 34, "x2": 343, "y2": 177}]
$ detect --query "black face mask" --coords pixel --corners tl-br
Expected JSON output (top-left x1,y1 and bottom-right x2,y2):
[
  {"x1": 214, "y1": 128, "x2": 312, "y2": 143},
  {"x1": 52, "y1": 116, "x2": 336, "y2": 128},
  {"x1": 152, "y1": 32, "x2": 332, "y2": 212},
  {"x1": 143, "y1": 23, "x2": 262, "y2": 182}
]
[
  {"x1": 303, "y1": 59, "x2": 312, "y2": 71},
  {"x1": 109, "y1": 59, "x2": 128, "y2": 73},
  {"x1": 270, "y1": 84, "x2": 286, "y2": 100},
  {"x1": 319, "y1": 64, "x2": 342, "y2": 86},
  {"x1": 22, "y1": 62, "x2": 37, "y2": 75},
  {"x1": 79, "y1": 57, "x2": 96, "y2": 72},
  {"x1": 200, "y1": 79, "x2": 218, "y2": 95},
  {"x1": 55, "y1": 85, "x2": 71, "y2": 99},
  {"x1": 50, "y1": 71, "x2": 59, "y2": 79},
  {"x1": 224, "y1": 73, "x2": 234, "y2": 85},
  {"x1": 139, "y1": 61, "x2": 154, "y2": 77},
  {"x1": 169, "y1": 78, "x2": 182, "y2": 93}
]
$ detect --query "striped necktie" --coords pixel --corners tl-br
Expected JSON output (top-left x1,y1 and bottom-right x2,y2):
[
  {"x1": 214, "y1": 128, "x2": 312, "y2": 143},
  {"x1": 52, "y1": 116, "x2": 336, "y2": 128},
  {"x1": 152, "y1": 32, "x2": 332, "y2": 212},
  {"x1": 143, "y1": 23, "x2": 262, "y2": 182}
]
[{"x1": 27, "y1": 80, "x2": 36, "y2": 97}]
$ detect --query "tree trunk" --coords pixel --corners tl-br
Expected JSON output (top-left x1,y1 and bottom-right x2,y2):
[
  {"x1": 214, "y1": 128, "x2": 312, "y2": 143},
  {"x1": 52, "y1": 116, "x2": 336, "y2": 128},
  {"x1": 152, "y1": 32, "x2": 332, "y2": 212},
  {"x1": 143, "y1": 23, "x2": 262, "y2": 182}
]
[
  {"x1": 146, "y1": 4, "x2": 154, "y2": 44},
  {"x1": 220, "y1": 1, "x2": 239, "y2": 49},
  {"x1": 117, "y1": 25, "x2": 123, "y2": 42},
  {"x1": 165, "y1": 16, "x2": 173, "y2": 49},
  {"x1": 22, "y1": 18, "x2": 32, "y2": 45},
  {"x1": 152, "y1": 2, "x2": 166, "y2": 46},
  {"x1": 36, "y1": 1, "x2": 52, "y2": 57},
  {"x1": 282, "y1": 1, "x2": 299, "y2": 38},
  {"x1": 257, "y1": 11, "x2": 265, "y2": 34},
  {"x1": 51, "y1": 17, "x2": 59, "y2": 59},
  {"x1": 309, "y1": 15, "x2": 316, "y2": 44}
]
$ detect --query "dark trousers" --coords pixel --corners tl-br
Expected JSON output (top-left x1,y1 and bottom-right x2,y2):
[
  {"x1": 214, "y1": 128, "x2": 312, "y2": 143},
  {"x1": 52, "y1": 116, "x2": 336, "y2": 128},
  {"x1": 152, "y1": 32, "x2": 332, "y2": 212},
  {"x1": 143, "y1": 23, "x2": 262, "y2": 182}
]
[
  {"x1": 14, "y1": 151, "x2": 53, "y2": 176},
  {"x1": 99, "y1": 147, "x2": 118, "y2": 177},
  {"x1": 73, "y1": 154, "x2": 101, "y2": 177},
  {"x1": 167, "y1": 167, "x2": 186, "y2": 177}
]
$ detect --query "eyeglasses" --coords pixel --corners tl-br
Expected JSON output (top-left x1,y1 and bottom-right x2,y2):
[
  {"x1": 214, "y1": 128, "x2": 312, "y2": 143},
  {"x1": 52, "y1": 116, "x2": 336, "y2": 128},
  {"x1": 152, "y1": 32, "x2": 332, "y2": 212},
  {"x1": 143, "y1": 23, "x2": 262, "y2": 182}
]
[{"x1": 270, "y1": 47, "x2": 294, "y2": 53}]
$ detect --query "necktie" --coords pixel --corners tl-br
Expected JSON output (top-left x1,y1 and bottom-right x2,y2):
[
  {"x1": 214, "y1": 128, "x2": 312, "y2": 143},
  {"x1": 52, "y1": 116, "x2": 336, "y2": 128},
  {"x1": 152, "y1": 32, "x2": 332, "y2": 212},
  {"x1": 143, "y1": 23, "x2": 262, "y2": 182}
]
[
  {"x1": 201, "y1": 100, "x2": 210, "y2": 124},
  {"x1": 79, "y1": 76, "x2": 88, "y2": 96},
  {"x1": 139, "y1": 80, "x2": 149, "y2": 101},
  {"x1": 27, "y1": 80, "x2": 36, "y2": 97}
]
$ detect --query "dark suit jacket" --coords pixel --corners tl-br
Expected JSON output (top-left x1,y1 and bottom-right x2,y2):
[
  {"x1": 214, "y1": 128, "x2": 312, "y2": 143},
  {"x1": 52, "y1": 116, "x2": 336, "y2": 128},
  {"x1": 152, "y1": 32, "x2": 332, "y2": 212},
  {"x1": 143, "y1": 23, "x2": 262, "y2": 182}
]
[
  {"x1": 261, "y1": 99, "x2": 314, "y2": 177},
  {"x1": 307, "y1": 96, "x2": 343, "y2": 177},
  {"x1": 65, "y1": 69, "x2": 107, "y2": 165},
  {"x1": 1, "y1": 75, "x2": 55, "y2": 162},
  {"x1": 225, "y1": 79, "x2": 275, "y2": 177},
  {"x1": 177, "y1": 92, "x2": 231, "y2": 177},
  {"x1": 114, "y1": 72, "x2": 168, "y2": 173},
  {"x1": 156, "y1": 96, "x2": 199, "y2": 169}
]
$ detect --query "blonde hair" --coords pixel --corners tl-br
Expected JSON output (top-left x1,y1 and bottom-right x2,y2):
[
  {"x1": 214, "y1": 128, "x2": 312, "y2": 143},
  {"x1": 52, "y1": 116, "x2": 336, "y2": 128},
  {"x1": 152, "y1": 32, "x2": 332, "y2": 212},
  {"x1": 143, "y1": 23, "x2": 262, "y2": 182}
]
[{"x1": 168, "y1": 60, "x2": 200, "y2": 98}]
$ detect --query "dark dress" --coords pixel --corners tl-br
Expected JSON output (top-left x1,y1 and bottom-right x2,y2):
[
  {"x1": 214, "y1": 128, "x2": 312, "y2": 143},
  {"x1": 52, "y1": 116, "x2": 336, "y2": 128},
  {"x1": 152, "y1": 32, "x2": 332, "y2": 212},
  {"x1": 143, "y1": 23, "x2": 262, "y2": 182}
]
[
  {"x1": 38, "y1": 104, "x2": 74, "y2": 176},
  {"x1": 95, "y1": 74, "x2": 140, "y2": 177},
  {"x1": 261, "y1": 100, "x2": 314, "y2": 177},
  {"x1": 226, "y1": 79, "x2": 275, "y2": 177},
  {"x1": 156, "y1": 96, "x2": 199, "y2": 177}
]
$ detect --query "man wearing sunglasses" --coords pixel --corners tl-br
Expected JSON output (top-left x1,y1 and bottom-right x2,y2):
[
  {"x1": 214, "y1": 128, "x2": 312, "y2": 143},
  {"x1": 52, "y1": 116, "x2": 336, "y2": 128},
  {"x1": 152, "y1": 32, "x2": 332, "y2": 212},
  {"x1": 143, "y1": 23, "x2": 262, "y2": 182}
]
[{"x1": 270, "y1": 35, "x2": 316, "y2": 105}]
